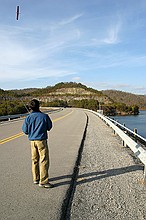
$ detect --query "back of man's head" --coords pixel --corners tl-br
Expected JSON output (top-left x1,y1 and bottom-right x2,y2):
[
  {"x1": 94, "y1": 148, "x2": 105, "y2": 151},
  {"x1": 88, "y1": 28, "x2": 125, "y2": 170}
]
[{"x1": 29, "y1": 99, "x2": 40, "y2": 111}]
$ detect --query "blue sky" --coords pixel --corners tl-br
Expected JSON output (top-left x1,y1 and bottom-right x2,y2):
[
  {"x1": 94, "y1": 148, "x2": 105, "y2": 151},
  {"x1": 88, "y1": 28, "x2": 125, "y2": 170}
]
[{"x1": 0, "y1": 0, "x2": 146, "y2": 94}]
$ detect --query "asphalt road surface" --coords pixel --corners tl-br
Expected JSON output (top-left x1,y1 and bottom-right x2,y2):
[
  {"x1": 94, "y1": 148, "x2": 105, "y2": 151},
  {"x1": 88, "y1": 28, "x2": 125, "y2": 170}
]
[
  {"x1": 1, "y1": 108, "x2": 146, "y2": 220},
  {"x1": 0, "y1": 108, "x2": 87, "y2": 220}
]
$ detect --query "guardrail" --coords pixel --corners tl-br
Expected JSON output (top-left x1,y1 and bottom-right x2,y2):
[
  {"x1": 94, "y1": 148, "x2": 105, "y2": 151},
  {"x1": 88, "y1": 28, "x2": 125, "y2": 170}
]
[
  {"x1": 0, "y1": 113, "x2": 29, "y2": 121},
  {"x1": 0, "y1": 108, "x2": 62, "y2": 122},
  {"x1": 89, "y1": 110, "x2": 146, "y2": 183},
  {"x1": 108, "y1": 117, "x2": 146, "y2": 146}
]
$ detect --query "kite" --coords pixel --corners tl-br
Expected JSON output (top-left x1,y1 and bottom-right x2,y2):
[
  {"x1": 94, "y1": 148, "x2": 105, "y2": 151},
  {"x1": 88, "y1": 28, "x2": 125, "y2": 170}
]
[{"x1": 16, "y1": 6, "x2": 20, "y2": 20}]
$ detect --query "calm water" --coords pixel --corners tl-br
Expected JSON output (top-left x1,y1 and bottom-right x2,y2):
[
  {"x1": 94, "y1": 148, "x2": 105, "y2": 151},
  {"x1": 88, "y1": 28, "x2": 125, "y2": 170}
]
[{"x1": 110, "y1": 110, "x2": 146, "y2": 139}]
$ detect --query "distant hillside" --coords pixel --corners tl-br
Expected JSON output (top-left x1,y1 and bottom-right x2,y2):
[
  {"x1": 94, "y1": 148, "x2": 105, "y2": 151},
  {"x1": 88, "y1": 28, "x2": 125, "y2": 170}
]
[
  {"x1": 31, "y1": 82, "x2": 111, "y2": 104},
  {"x1": 102, "y1": 90, "x2": 146, "y2": 110},
  {"x1": 0, "y1": 83, "x2": 141, "y2": 116}
]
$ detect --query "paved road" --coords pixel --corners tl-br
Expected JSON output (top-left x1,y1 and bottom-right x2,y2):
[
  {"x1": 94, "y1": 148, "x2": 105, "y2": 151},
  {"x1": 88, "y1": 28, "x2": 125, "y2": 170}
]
[
  {"x1": 1, "y1": 109, "x2": 146, "y2": 220},
  {"x1": 0, "y1": 108, "x2": 87, "y2": 220}
]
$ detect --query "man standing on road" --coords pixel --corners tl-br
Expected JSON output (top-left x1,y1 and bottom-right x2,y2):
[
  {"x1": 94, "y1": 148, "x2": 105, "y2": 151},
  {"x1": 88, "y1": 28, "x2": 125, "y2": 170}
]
[{"x1": 22, "y1": 99, "x2": 54, "y2": 188}]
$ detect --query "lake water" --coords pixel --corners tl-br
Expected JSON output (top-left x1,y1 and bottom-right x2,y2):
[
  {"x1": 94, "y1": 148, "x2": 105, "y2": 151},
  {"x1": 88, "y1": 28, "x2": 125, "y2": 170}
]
[{"x1": 110, "y1": 110, "x2": 146, "y2": 139}]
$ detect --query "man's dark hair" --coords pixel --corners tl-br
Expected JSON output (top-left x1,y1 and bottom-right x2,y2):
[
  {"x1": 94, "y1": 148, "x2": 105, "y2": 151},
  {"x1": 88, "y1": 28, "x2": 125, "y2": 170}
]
[{"x1": 29, "y1": 99, "x2": 40, "y2": 111}]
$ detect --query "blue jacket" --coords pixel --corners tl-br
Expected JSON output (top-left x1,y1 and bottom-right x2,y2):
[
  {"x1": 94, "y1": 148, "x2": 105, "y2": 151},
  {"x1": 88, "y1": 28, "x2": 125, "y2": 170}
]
[{"x1": 22, "y1": 111, "x2": 52, "y2": 141}]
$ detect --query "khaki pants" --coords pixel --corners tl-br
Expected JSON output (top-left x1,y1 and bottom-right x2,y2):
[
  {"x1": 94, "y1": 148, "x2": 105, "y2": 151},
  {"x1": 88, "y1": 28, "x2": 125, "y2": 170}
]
[{"x1": 31, "y1": 140, "x2": 49, "y2": 184}]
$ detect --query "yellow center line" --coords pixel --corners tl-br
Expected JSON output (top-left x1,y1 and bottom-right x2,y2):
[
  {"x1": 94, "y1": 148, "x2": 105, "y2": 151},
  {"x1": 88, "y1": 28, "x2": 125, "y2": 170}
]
[
  {"x1": 0, "y1": 132, "x2": 24, "y2": 145},
  {"x1": 53, "y1": 110, "x2": 73, "y2": 122},
  {"x1": 0, "y1": 110, "x2": 73, "y2": 145}
]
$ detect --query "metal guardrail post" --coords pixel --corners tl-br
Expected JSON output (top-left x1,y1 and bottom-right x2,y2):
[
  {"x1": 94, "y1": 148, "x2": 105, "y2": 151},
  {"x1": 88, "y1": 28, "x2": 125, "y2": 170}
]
[
  {"x1": 122, "y1": 140, "x2": 125, "y2": 147},
  {"x1": 134, "y1": 128, "x2": 137, "y2": 143},
  {"x1": 144, "y1": 166, "x2": 146, "y2": 183}
]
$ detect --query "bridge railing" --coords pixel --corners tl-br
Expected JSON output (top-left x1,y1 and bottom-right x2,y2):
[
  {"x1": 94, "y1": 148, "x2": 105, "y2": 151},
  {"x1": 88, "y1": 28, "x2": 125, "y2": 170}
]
[
  {"x1": 108, "y1": 117, "x2": 146, "y2": 147},
  {"x1": 0, "y1": 113, "x2": 29, "y2": 121},
  {"x1": 89, "y1": 110, "x2": 146, "y2": 183},
  {"x1": 0, "y1": 107, "x2": 62, "y2": 122}
]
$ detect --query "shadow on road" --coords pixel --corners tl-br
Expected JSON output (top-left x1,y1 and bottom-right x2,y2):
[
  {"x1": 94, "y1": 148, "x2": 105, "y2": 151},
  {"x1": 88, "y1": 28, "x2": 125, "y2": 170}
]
[
  {"x1": 51, "y1": 164, "x2": 143, "y2": 219},
  {"x1": 49, "y1": 174, "x2": 72, "y2": 187},
  {"x1": 76, "y1": 164, "x2": 143, "y2": 185},
  {"x1": 50, "y1": 164, "x2": 143, "y2": 187}
]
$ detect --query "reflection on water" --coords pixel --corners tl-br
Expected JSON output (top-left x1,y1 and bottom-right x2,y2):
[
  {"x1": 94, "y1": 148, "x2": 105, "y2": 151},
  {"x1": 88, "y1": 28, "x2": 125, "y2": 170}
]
[{"x1": 110, "y1": 110, "x2": 146, "y2": 138}]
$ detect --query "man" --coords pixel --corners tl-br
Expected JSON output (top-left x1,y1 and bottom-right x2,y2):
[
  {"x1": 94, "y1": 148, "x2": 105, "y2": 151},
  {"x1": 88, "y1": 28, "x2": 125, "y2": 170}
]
[{"x1": 22, "y1": 99, "x2": 54, "y2": 188}]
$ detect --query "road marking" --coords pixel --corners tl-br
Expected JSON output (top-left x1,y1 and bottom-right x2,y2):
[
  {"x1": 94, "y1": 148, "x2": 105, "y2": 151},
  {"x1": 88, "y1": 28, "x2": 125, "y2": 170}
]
[
  {"x1": 53, "y1": 110, "x2": 73, "y2": 122},
  {"x1": 0, "y1": 110, "x2": 73, "y2": 145},
  {"x1": 0, "y1": 132, "x2": 24, "y2": 145}
]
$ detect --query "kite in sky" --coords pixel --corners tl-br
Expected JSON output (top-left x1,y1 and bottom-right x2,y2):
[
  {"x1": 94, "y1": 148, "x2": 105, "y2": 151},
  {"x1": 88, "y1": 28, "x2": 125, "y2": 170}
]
[{"x1": 16, "y1": 6, "x2": 20, "y2": 20}]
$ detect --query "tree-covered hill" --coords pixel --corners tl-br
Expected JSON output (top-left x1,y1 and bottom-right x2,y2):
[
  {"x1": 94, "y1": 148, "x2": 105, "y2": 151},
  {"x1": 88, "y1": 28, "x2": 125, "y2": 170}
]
[
  {"x1": 30, "y1": 82, "x2": 104, "y2": 97},
  {"x1": 0, "y1": 82, "x2": 141, "y2": 116},
  {"x1": 102, "y1": 90, "x2": 146, "y2": 110}
]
